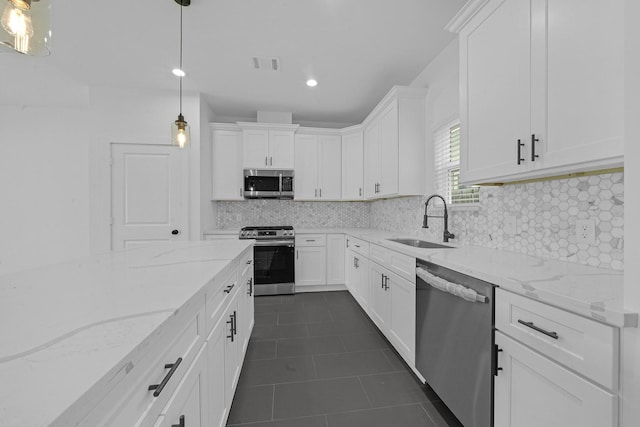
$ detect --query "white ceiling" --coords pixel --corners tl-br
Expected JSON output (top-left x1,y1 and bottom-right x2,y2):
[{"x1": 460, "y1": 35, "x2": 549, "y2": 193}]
[{"x1": 3, "y1": 0, "x2": 465, "y2": 126}]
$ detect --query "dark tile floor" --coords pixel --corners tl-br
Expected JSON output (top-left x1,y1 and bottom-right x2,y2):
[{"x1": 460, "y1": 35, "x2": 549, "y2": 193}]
[{"x1": 227, "y1": 291, "x2": 463, "y2": 427}]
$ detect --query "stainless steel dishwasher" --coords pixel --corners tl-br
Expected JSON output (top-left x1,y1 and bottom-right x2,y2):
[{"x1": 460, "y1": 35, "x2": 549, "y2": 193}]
[{"x1": 416, "y1": 260, "x2": 495, "y2": 427}]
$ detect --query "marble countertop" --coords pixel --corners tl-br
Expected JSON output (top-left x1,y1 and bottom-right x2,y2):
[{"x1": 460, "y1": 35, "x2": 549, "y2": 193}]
[{"x1": 0, "y1": 240, "x2": 253, "y2": 427}]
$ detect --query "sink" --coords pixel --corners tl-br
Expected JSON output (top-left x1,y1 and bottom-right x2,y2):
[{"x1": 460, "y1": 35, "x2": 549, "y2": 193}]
[{"x1": 387, "y1": 238, "x2": 454, "y2": 249}]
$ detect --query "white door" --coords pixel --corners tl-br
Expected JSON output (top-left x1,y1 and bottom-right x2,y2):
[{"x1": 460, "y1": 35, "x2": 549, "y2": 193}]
[
  {"x1": 341, "y1": 131, "x2": 364, "y2": 200},
  {"x1": 294, "y1": 134, "x2": 319, "y2": 200},
  {"x1": 269, "y1": 130, "x2": 295, "y2": 168},
  {"x1": 223, "y1": 297, "x2": 240, "y2": 409},
  {"x1": 388, "y1": 272, "x2": 415, "y2": 365},
  {"x1": 326, "y1": 234, "x2": 345, "y2": 285},
  {"x1": 212, "y1": 129, "x2": 243, "y2": 201},
  {"x1": 318, "y1": 135, "x2": 342, "y2": 200},
  {"x1": 111, "y1": 143, "x2": 187, "y2": 250},
  {"x1": 353, "y1": 255, "x2": 369, "y2": 311},
  {"x1": 243, "y1": 130, "x2": 270, "y2": 169},
  {"x1": 368, "y1": 263, "x2": 390, "y2": 333},
  {"x1": 378, "y1": 101, "x2": 399, "y2": 197},
  {"x1": 494, "y1": 332, "x2": 617, "y2": 427},
  {"x1": 207, "y1": 317, "x2": 228, "y2": 427},
  {"x1": 363, "y1": 120, "x2": 380, "y2": 199},
  {"x1": 295, "y1": 246, "x2": 327, "y2": 287}
]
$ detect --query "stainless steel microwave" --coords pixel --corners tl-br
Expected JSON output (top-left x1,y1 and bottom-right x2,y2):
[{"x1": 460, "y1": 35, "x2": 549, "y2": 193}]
[{"x1": 244, "y1": 169, "x2": 294, "y2": 199}]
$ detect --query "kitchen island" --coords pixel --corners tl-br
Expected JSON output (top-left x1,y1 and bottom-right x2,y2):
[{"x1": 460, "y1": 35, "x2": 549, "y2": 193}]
[{"x1": 0, "y1": 240, "x2": 254, "y2": 427}]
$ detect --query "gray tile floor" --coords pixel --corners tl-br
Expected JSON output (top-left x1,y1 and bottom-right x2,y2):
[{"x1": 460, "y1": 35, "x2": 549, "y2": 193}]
[{"x1": 227, "y1": 291, "x2": 463, "y2": 427}]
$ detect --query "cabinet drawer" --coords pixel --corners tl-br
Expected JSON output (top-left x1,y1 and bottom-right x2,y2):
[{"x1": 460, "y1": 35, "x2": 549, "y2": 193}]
[
  {"x1": 206, "y1": 263, "x2": 238, "y2": 335},
  {"x1": 495, "y1": 289, "x2": 618, "y2": 390},
  {"x1": 346, "y1": 236, "x2": 369, "y2": 258},
  {"x1": 296, "y1": 234, "x2": 326, "y2": 247},
  {"x1": 370, "y1": 244, "x2": 415, "y2": 283}
]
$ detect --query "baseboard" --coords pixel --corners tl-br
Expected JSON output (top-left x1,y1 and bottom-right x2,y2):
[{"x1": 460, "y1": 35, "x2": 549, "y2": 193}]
[{"x1": 295, "y1": 284, "x2": 347, "y2": 293}]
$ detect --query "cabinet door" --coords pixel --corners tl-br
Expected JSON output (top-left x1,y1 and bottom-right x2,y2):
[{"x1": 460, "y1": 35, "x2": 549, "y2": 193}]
[
  {"x1": 326, "y1": 234, "x2": 345, "y2": 285},
  {"x1": 295, "y1": 246, "x2": 327, "y2": 287},
  {"x1": 212, "y1": 129, "x2": 244, "y2": 200},
  {"x1": 154, "y1": 345, "x2": 208, "y2": 427},
  {"x1": 294, "y1": 134, "x2": 319, "y2": 200},
  {"x1": 368, "y1": 263, "x2": 390, "y2": 333},
  {"x1": 345, "y1": 250, "x2": 356, "y2": 295},
  {"x1": 243, "y1": 130, "x2": 270, "y2": 169},
  {"x1": 269, "y1": 130, "x2": 295, "y2": 168},
  {"x1": 354, "y1": 255, "x2": 369, "y2": 311},
  {"x1": 318, "y1": 135, "x2": 342, "y2": 200},
  {"x1": 363, "y1": 120, "x2": 380, "y2": 199},
  {"x1": 341, "y1": 131, "x2": 364, "y2": 200},
  {"x1": 223, "y1": 298, "x2": 240, "y2": 409},
  {"x1": 378, "y1": 101, "x2": 399, "y2": 197},
  {"x1": 207, "y1": 317, "x2": 228, "y2": 427},
  {"x1": 494, "y1": 332, "x2": 617, "y2": 427},
  {"x1": 238, "y1": 275, "x2": 254, "y2": 357},
  {"x1": 388, "y1": 271, "x2": 415, "y2": 365},
  {"x1": 534, "y1": 0, "x2": 623, "y2": 171},
  {"x1": 460, "y1": 0, "x2": 532, "y2": 184}
]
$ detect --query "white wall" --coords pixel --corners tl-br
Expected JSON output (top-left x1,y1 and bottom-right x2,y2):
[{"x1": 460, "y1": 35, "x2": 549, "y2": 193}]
[
  {"x1": 199, "y1": 98, "x2": 217, "y2": 234},
  {"x1": 622, "y1": 0, "x2": 640, "y2": 424},
  {"x1": 409, "y1": 40, "x2": 459, "y2": 196}
]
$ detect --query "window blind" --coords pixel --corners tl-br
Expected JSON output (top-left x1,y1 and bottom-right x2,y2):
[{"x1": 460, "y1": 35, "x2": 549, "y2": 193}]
[{"x1": 433, "y1": 120, "x2": 479, "y2": 205}]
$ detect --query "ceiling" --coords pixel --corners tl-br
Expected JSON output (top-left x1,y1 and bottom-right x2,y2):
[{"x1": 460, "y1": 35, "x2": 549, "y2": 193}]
[{"x1": 3, "y1": 0, "x2": 465, "y2": 126}]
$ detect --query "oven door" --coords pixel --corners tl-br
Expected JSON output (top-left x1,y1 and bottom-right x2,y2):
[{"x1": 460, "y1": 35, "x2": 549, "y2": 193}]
[{"x1": 253, "y1": 240, "x2": 295, "y2": 295}]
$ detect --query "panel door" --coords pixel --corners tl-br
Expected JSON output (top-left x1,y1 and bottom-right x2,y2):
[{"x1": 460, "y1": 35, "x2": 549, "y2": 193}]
[
  {"x1": 295, "y1": 246, "x2": 327, "y2": 287},
  {"x1": 111, "y1": 143, "x2": 187, "y2": 250},
  {"x1": 388, "y1": 271, "x2": 415, "y2": 365},
  {"x1": 238, "y1": 275, "x2": 254, "y2": 357},
  {"x1": 294, "y1": 134, "x2": 319, "y2": 200},
  {"x1": 378, "y1": 101, "x2": 399, "y2": 197},
  {"x1": 368, "y1": 262, "x2": 390, "y2": 333},
  {"x1": 341, "y1": 131, "x2": 364, "y2": 200},
  {"x1": 345, "y1": 250, "x2": 356, "y2": 295},
  {"x1": 494, "y1": 332, "x2": 617, "y2": 427},
  {"x1": 318, "y1": 135, "x2": 342, "y2": 200},
  {"x1": 242, "y1": 129, "x2": 270, "y2": 169},
  {"x1": 223, "y1": 298, "x2": 240, "y2": 408},
  {"x1": 326, "y1": 234, "x2": 345, "y2": 285},
  {"x1": 269, "y1": 130, "x2": 295, "y2": 168},
  {"x1": 154, "y1": 345, "x2": 208, "y2": 427},
  {"x1": 206, "y1": 318, "x2": 227, "y2": 427},
  {"x1": 354, "y1": 255, "x2": 369, "y2": 311},
  {"x1": 211, "y1": 129, "x2": 243, "y2": 200},
  {"x1": 534, "y1": 0, "x2": 624, "y2": 171},
  {"x1": 363, "y1": 120, "x2": 380, "y2": 199},
  {"x1": 460, "y1": 0, "x2": 532, "y2": 184}
]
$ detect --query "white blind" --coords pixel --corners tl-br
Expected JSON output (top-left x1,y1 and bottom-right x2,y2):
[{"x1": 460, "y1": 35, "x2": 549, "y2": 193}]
[{"x1": 433, "y1": 120, "x2": 479, "y2": 204}]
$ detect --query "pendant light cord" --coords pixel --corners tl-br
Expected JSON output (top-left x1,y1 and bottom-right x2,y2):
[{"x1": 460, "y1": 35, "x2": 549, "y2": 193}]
[{"x1": 179, "y1": 3, "x2": 183, "y2": 115}]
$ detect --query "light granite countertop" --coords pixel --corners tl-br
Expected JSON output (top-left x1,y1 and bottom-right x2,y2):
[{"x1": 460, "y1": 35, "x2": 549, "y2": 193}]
[{"x1": 0, "y1": 240, "x2": 253, "y2": 427}]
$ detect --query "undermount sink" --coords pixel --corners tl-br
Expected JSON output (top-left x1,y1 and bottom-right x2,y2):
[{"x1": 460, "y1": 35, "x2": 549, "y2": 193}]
[{"x1": 387, "y1": 238, "x2": 454, "y2": 249}]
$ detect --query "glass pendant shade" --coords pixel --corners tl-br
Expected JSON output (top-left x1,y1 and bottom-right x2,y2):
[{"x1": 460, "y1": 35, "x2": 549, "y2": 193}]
[
  {"x1": 171, "y1": 114, "x2": 190, "y2": 148},
  {"x1": 0, "y1": 0, "x2": 51, "y2": 55}
]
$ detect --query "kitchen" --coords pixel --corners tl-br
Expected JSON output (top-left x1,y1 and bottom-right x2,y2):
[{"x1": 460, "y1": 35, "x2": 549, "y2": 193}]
[{"x1": 1, "y1": 0, "x2": 639, "y2": 426}]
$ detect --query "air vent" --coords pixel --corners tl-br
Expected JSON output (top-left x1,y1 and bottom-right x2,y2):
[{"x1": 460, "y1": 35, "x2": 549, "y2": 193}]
[{"x1": 251, "y1": 56, "x2": 281, "y2": 72}]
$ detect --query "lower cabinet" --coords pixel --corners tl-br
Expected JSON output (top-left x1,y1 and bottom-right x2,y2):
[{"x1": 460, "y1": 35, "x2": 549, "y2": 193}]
[
  {"x1": 494, "y1": 331, "x2": 617, "y2": 427},
  {"x1": 326, "y1": 234, "x2": 345, "y2": 285},
  {"x1": 206, "y1": 315, "x2": 228, "y2": 427},
  {"x1": 346, "y1": 250, "x2": 369, "y2": 310},
  {"x1": 295, "y1": 246, "x2": 327, "y2": 287},
  {"x1": 369, "y1": 262, "x2": 391, "y2": 332},
  {"x1": 387, "y1": 271, "x2": 415, "y2": 365}
]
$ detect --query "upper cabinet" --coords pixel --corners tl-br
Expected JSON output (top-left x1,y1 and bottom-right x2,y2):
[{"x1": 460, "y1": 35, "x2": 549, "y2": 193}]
[
  {"x1": 239, "y1": 123, "x2": 298, "y2": 169},
  {"x1": 448, "y1": 0, "x2": 624, "y2": 185},
  {"x1": 295, "y1": 130, "x2": 342, "y2": 201},
  {"x1": 363, "y1": 86, "x2": 427, "y2": 200},
  {"x1": 341, "y1": 127, "x2": 364, "y2": 201},
  {"x1": 211, "y1": 124, "x2": 243, "y2": 201}
]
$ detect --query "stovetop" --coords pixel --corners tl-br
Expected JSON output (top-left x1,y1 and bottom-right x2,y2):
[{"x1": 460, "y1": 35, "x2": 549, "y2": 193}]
[{"x1": 239, "y1": 226, "x2": 295, "y2": 239}]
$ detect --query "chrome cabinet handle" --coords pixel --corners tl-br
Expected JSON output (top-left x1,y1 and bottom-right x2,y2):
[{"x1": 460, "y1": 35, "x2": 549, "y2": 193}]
[
  {"x1": 319, "y1": 188, "x2": 322, "y2": 198},
  {"x1": 265, "y1": 156, "x2": 268, "y2": 166},
  {"x1": 531, "y1": 134, "x2": 539, "y2": 162},
  {"x1": 381, "y1": 274, "x2": 384, "y2": 288},
  {"x1": 227, "y1": 315, "x2": 234, "y2": 341},
  {"x1": 223, "y1": 283, "x2": 235, "y2": 294},
  {"x1": 171, "y1": 415, "x2": 185, "y2": 427},
  {"x1": 270, "y1": 157, "x2": 273, "y2": 166},
  {"x1": 346, "y1": 238, "x2": 350, "y2": 248},
  {"x1": 247, "y1": 277, "x2": 253, "y2": 296},
  {"x1": 359, "y1": 187, "x2": 362, "y2": 197},
  {"x1": 517, "y1": 319, "x2": 559, "y2": 339},
  {"x1": 493, "y1": 345, "x2": 503, "y2": 376},
  {"x1": 383, "y1": 275, "x2": 389, "y2": 291},
  {"x1": 354, "y1": 257, "x2": 359, "y2": 268},
  {"x1": 148, "y1": 357, "x2": 183, "y2": 397},
  {"x1": 517, "y1": 139, "x2": 525, "y2": 165}
]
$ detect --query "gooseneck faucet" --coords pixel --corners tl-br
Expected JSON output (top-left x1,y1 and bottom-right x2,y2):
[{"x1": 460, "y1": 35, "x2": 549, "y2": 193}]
[{"x1": 423, "y1": 194, "x2": 455, "y2": 243}]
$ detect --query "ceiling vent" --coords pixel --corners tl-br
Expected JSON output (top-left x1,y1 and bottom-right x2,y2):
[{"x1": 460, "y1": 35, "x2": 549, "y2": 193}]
[{"x1": 252, "y1": 56, "x2": 280, "y2": 72}]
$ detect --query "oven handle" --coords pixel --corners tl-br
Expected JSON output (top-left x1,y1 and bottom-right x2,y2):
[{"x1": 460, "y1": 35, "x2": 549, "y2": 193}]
[{"x1": 253, "y1": 240, "x2": 295, "y2": 247}]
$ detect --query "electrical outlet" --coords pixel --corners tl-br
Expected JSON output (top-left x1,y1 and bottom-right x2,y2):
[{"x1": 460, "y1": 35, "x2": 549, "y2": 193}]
[
  {"x1": 504, "y1": 214, "x2": 517, "y2": 235},
  {"x1": 575, "y1": 219, "x2": 596, "y2": 244}
]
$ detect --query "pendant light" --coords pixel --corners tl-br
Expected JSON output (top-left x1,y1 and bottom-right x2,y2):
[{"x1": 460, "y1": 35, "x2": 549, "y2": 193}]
[
  {"x1": 0, "y1": 0, "x2": 51, "y2": 55},
  {"x1": 171, "y1": 0, "x2": 190, "y2": 148}
]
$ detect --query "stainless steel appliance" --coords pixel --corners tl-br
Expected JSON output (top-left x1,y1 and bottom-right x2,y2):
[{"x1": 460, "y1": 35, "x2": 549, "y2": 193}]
[
  {"x1": 244, "y1": 169, "x2": 294, "y2": 199},
  {"x1": 416, "y1": 260, "x2": 495, "y2": 427},
  {"x1": 239, "y1": 226, "x2": 295, "y2": 295}
]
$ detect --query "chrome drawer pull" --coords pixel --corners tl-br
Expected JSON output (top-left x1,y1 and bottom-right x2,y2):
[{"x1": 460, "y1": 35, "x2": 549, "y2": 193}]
[
  {"x1": 148, "y1": 357, "x2": 183, "y2": 397},
  {"x1": 171, "y1": 415, "x2": 185, "y2": 427},
  {"x1": 223, "y1": 283, "x2": 235, "y2": 294},
  {"x1": 517, "y1": 319, "x2": 559, "y2": 340}
]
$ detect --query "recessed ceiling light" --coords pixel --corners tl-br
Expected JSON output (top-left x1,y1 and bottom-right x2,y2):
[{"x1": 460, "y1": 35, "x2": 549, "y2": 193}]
[
  {"x1": 172, "y1": 68, "x2": 186, "y2": 77},
  {"x1": 306, "y1": 79, "x2": 318, "y2": 87}
]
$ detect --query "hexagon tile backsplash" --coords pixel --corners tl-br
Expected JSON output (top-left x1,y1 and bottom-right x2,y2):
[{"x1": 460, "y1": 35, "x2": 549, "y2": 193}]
[{"x1": 370, "y1": 172, "x2": 624, "y2": 271}]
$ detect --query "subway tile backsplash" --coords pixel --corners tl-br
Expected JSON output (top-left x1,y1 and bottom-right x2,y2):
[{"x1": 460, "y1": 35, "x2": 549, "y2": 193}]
[{"x1": 215, "y1": 172, "x2": 623, "y2": 271}]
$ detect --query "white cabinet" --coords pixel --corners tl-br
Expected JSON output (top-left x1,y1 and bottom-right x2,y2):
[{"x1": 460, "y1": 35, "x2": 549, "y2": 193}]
[
  {"x1": 223, "y1": 296, "x2": 240, "y2": 406},
  {"x1": 363, "y1": 87, "x2": 426, "y2": 200},
  {"x1": 388, "y1": 271, "x2": 415, "y2": 365},
  {"x1": 294, "y1": 131, "x2": 342, "y2": 200},
  {"x1": 326, "y1": 234, "x2": 345, "y2": 285},
  {"x1": 211, "y1": 125, "x2": 244, "y2": 200},
  {"x1": 295, "y1": 246, "x2": 327, "y2": 287},
  {"x1": 368, "y1": 262, "x2": 391, "y2": 333},
  {"x1": 206, "y1": 316, "x2": 227, "y2": 427},
  {"x1": 494, "y1": 332, "x2": 617, "y2": 427},
  {"x1": 449, "y1": 0, "x2": 624, "y2": 185},
  {"x1": 342, "y1": 128, "x2": 364, "y2": 200},
  {"x1": 240, "y1": 124, "x2": 297, "y2": 169}
]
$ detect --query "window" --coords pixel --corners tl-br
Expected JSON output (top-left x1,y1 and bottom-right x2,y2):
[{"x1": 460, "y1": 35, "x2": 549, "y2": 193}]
[{"x1": 434, "y1": 120, "x2": 479, "y2": 205}]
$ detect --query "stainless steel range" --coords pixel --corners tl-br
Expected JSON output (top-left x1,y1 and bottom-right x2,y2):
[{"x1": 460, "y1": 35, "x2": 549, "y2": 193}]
[{"x1": 239, "y1": 226, "x2": 295, "y2": 296}]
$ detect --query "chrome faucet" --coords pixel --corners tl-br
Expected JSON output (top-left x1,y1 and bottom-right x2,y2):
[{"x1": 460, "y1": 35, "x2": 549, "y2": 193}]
[{"x1": 423, "y1": 194, "x2": 455, "y2": 243}]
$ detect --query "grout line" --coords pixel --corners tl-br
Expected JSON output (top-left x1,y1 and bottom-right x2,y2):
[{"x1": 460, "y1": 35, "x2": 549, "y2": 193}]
[
  {"x1": 271, "y1": 384, "x2": 276, "y2": 421},
  {"x1": 357, "y1": 376, "x2": 373, "y2": 409}
]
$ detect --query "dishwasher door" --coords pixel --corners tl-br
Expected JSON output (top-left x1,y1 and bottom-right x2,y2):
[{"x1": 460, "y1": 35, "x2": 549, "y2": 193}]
[{"x1": 416, "y1": 261, "x2": 495, "y2": 427}]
